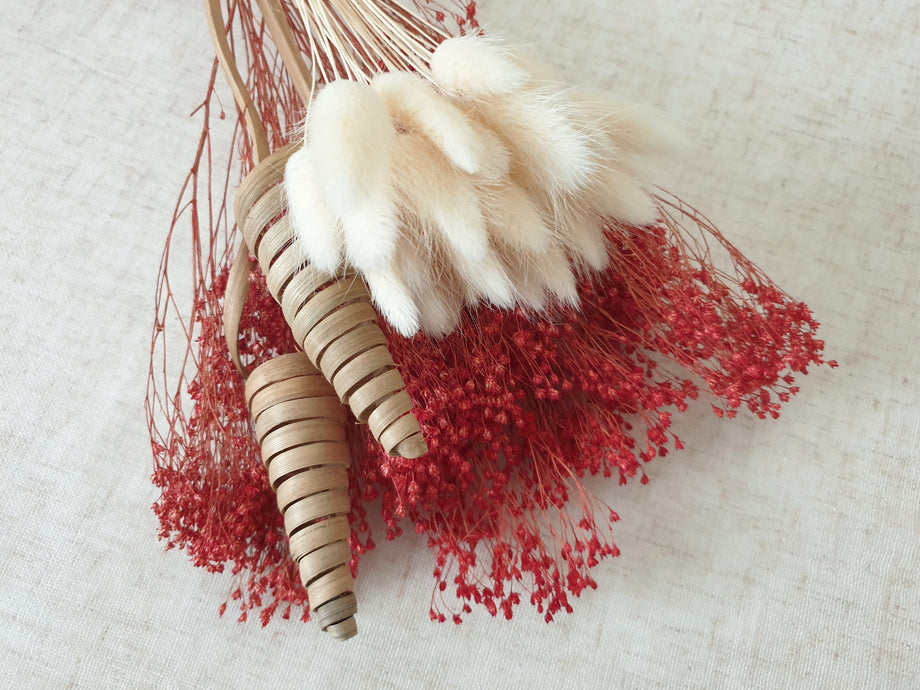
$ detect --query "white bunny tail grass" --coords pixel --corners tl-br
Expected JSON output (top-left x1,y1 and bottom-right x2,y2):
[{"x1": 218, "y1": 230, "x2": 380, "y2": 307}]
[
  {"x1": 573, "y1": 88, "x2": 687, "y2": 159},
  {"x1": 480, "y1": 179, "x2": 552, "y2": 253},
  {"x1": 533, "y1": 243, "x2": 579, "y2": 306},
  {"x1": 507, "y1": 44, "x2": 560, "y2": 84},
  {"x1": 373, "y1": 72, "x2": 488, "y2": 176},
  {"x1": 339, "y1": 184, "x2": 400, "y2": 273},
  {"x1": 396, "y1": 238, "x2": 463, "y2": 337},
  {"x1": 495, "y1": 243, "x2": 547, "y2": 311},
  {"x1": 390, "y1": 134, "x2": 489, "y2": 263},
  {"x1": 458, "y1": 249, "x2": 516, "y2": 308},
  {"x1": 430, "y1": 34, "x2": 529, "y2": 98},
  {"x1": 413, "y1": 278, "x2": 462, "y2": 337},
  {"x1": 363, "y1": 268, "x2": 421, "y2": 337},
  {"x1": 556, "y1": 209, "x2": 609, "y2": 272},
  {"x1": 466, "y1": 118, "x2": 511, "y2": 183},
  {"x1": 307, "y1": 80, "x2": 396, "y2": 215},
  {"x1": 493, "y1": 239, "x2": 578, "y2": 311},
  {"x1": 284, "y1": 147, "x2": 343, "y2": 274},
  {"x1": 478, "y1": 88, "x2": 597, "y2": 198},
  {"x1": 588, "y1": 168, "x2": 658, "y2": 227}
]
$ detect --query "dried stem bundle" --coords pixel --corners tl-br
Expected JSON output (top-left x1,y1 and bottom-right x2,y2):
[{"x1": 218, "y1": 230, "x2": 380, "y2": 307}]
[{"x1": 293, "y1": 0, "x2": 457, "y2": 86}]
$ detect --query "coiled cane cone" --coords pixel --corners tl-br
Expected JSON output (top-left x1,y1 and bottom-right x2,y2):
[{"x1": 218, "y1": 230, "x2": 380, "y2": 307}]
[
  {"x1": 246, "y1": 352, "x2": 358, "y2": 641},
  {"x1": 236, "y1": 145, "x2": 427, "y2": 459}
]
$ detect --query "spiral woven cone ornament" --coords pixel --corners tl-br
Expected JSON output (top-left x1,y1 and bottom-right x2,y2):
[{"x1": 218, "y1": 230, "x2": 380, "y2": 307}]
[
  {"x1": 146, "y1": 0, "x2": 834, "y2": 637},
  {"x1": 245, "y1": 352, "x2": 358, "y2": 639}
]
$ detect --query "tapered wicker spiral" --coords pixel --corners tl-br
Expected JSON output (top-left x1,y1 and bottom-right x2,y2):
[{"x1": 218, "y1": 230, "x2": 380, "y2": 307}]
[
  {"x1": 245, "y1": 352, "x2": 359, "y2": 640},
  {"x1": 235, "y1": 146, "x2": 428, "y2": 460}
]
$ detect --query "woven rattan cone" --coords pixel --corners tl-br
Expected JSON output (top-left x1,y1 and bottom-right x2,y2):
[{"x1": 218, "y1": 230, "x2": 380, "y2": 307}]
[
  {"x1": 236, "y1": 145, "x2": 428, "y2": 459},
  {"x1": 206, "y1": 0, "x2": 434, "y2": 639},
  {"x1": 245, "y1": 353, "x2": 358, "y2": 640}
]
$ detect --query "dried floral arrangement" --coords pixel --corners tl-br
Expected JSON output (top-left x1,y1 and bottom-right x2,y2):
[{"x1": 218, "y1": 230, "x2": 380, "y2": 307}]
[{"x1": 146, "y1": 0, "x2": 834, "y2": 640}]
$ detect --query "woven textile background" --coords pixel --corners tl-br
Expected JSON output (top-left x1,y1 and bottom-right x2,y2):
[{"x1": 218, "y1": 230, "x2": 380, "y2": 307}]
[{"x1": 1, "y1": 1, "x2": 917, "y2": 687}]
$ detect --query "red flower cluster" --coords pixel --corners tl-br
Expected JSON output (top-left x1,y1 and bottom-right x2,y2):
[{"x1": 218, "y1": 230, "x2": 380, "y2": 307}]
[
  {"x1": 352, "y1": 195, "x2": 833, "y2": 622},
  {"x1": 150, "y1": 195, "x2": 833, "y2": 625}
]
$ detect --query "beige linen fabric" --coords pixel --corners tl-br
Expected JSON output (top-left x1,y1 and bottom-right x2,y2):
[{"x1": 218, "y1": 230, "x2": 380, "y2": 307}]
[{"x1": 0, "y1": 1, "x2": 917, "y2": 687}]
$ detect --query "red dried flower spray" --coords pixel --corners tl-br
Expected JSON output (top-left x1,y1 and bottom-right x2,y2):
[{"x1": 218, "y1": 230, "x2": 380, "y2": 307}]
[{"x1": 146, "y1": 0, "x2": 833, "y2": 632}]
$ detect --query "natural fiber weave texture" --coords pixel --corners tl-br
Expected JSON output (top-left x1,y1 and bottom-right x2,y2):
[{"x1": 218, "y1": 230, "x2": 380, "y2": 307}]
[
  {"x1": 235, "y1": 143, "x2": 427, "y2": 459},
  {"x1": 245, "y1": 353, "x2": 358, "y2": 640}
]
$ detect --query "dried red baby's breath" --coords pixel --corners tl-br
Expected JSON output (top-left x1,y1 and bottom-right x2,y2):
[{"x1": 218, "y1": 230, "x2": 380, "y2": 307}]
[{"x1": 352, "y1": 193, "x2": 831, "y2": 622}]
